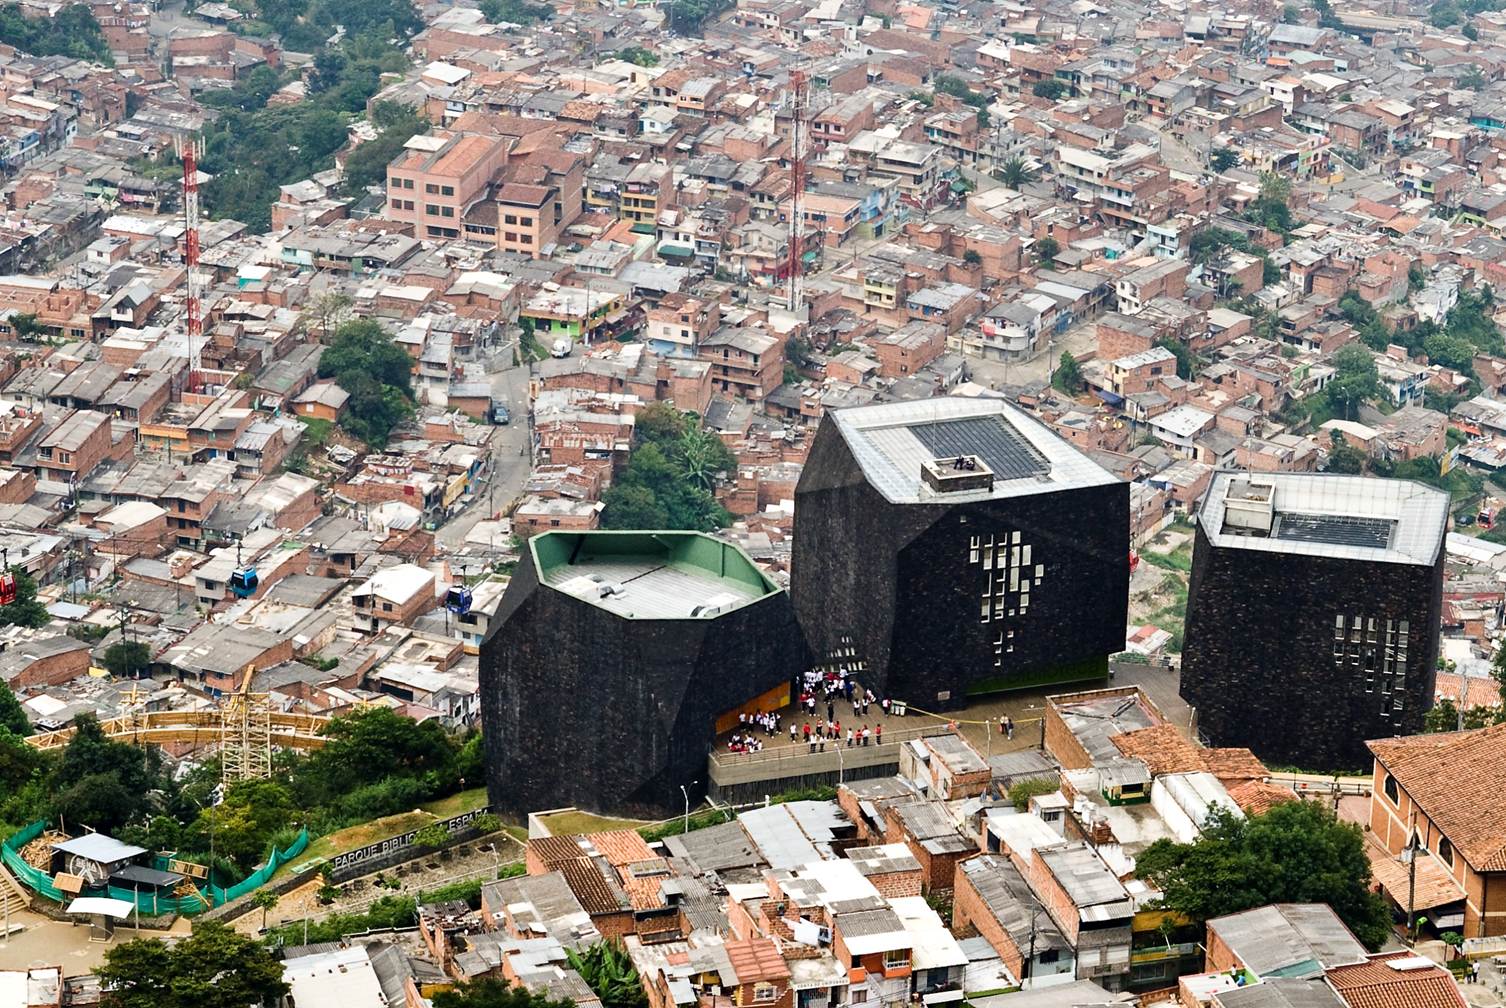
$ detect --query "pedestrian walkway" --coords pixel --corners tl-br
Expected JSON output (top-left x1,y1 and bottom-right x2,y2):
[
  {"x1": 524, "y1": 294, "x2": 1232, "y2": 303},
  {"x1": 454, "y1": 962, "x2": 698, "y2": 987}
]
[{"x1": 714, "y1": 661, "x2": 1191, "y2": 763}]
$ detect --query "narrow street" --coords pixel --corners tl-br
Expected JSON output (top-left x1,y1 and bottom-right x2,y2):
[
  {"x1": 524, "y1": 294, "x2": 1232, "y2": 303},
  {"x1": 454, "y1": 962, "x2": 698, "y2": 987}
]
[{"x1": 435, "y1": 348, "x2": 533, "y2": 549}]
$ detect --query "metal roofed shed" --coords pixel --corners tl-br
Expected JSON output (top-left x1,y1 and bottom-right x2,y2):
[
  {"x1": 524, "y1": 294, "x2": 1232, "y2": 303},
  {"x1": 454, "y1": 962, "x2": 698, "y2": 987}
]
[
  {"x1": 1205, "y1": 903, "x2": 1368, "y2": 980},
  {"x1": 830, "y1": 396, "x2": 1119, "y2": 505},
  {"x1": 1199, "y1": 472, "x2": 1448, "y2": 565},
  {"x1": 534, "y1": 530, "x2": 779, "y2": 620}
]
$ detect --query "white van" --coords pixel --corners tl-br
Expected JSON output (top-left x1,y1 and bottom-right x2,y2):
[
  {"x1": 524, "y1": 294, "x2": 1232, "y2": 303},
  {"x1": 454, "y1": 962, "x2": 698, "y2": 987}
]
[{"x1": 550, "y1": 338, "x2": 571, "y2": 358}]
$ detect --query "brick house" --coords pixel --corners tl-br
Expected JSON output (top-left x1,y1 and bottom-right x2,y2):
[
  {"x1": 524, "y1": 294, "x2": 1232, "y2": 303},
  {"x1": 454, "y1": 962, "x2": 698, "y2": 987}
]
[
  {"x1": 873, "y1": 322, "x2": 945, "y2": 379},
  {"x1": 698, "y1": 328, "x2": 782, "y2": 401},
  {"x1": 34, "y1": 408, "x2": 113, "y2": 485},
  {"x1": 881, "y1": 799, "x2": 976, "y2": 892},
  {"x1": 351, "y1": 563, "x2": 437, "y2": 630},
  {"x1": 953, "y1": 854, "x2": 1076, "y2": 987},
  {"x1": 898, "y1": 734, "x2": 991, "y2": 800},
  {"x1": 0, "y1": 635, "x2": 92, "y2": 690},
  {"x1": 1367, "y1": 724, "x2": 1506, "y2": 937}
]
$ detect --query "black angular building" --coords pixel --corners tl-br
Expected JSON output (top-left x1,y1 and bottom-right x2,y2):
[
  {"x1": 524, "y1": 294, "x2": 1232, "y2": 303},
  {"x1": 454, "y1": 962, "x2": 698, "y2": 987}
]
[
  {"x1": 1181, "y1": 472, "x2": 1449, "y2": 770},
  {"x1": 792, "y1": 397, "x2": 1129, "y2": 707},
  {"x1": 480, "y1": 530, "x2": 805, "y2": 816}
]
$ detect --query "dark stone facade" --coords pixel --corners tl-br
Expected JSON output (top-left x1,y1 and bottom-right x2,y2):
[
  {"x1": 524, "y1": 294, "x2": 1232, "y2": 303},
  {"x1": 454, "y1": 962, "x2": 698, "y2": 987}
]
[
  {"x1": 1180, "y1": 521, "x2": 1444, "y2": 771},
  {"x1": 479, "y1": 555, "x2": 807, "y2": 816},
  {"x1": 792, "y1": 422, "x2": 1130, "y2": 707}
]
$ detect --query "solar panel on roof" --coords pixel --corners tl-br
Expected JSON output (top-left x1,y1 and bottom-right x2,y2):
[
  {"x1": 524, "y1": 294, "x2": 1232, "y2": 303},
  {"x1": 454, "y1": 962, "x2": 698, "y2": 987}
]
[
  {"x1": 1274, "y1": 513, "x2": 1395, "y2": 550},
  {"x1": 908, "y1": 417, "x2": 1050, "y2": 481}
]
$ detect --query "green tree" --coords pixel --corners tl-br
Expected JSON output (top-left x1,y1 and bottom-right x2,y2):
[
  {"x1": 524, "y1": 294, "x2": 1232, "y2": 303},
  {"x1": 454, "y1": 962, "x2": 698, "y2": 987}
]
[
  {"x1": 1281, "y1": 3, "x2": 1301, "y2": 21},
  {"x1": 1035, "y1": 236, "x2": 1060, "y2": 264},
  {"x1": 1408, "y1": 263, "x2": 1428, "y2": 293},
  {"x1": 1053, "y1": 351, "x2": 1083, "y2": 394},
  {"x1": 1463, "y1": 21, "x2": 1480, "y2": 39},
  {"x1": 1325, "y1": 431, "x2": 1367, "y2": 474},
  {"x1": 1155, "y1": 337, "x2": 1197, "y2": 380},
  {"x1": 317, "y1": 318, "x2": 415, "y2": 446},
  {"x1": 567, "y1": 943, "x2": 649, "y2": 1008},
  {"x1": 342, "y1": 104, "x2": 427, "y2": 193},
  {"x1": 614, "y1": 46, "x2": 658, "y2": 66},
  {"x1": 95, "y1": 921, "x2": 289, "y2": 1008},
  {"x1": 963, "y1": 249, "x2": 982, "y2": 265},
  {"x1": 0, "y1": 678, "x2": 27, "y2": 735},
  {"x1": 1326, "y1": 344, "x2": 1382, "y2": 419},
  {"x1": 10, "y1": 312, "x2": 43, "y2": 340},
  {"x1": 1259, "y1": 170, "x2": 1292, "y2": 205},
  {"x1": 600, "y1": 406, "x2": 734, "y2": 531},
  {"x1": 1210, "y1": 148, "x2": 1240, "y2": 172},
  {"x1": 1032, "y1": 79, "x2": 1068, "y2": 100},
  {"x1": 1007, "y1": 776, "x2": 1058, "y2": 809},
  {"x1": 190, "y1": 779, "x2": 297, "y2": 872},
  {"x1": 1135, "y1": 801, "x2": 1392, "y2": 950},
  {"x1": 293, "y1": 706, "x2": 458, "y2": 811},
  {"x1": 997, "y1": 156, "x2": 1038, "y2": 188},
  {"x1": 0, "y1": 3, "x2": 112, "y2": 62},
  {"x1": 598, "y1": 484, "x2": 668, "y2": 529},
  {"x1": 480, "y1": 0, "x2": 553, "y2": 21},
  {"x1": 0, "y1": 571, "x2": 50, "y2": 628},
  {"x1": 1461, "y1": 67, "x2": 1487, "y2": 89},
  {"x1": 250, "y1": 889, "x2": 279, "y2": 931},
  {"x1": 103, "y1": 640, "x2": 152, "y2": 678},
  {"x1": 49, "y1": 713, "x2": 162, "y2": 833}
]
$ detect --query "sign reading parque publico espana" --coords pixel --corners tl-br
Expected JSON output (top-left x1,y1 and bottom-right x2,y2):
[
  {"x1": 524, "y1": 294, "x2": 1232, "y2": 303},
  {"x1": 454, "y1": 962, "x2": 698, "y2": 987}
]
[{"x1": 330, "y1": 806, "x2": 495, "y2": 873}]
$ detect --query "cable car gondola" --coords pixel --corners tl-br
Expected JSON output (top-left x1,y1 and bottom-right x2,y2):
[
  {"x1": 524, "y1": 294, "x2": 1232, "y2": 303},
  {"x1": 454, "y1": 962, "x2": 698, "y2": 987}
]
[
  {"x1": 229, "y1": 542, "x2": 258, "y2": 599},
  {"x1": 445, "y1": 585, "x2": 472, "y2": 615},
  {"x1": 0, "y1": 548, "x2": 15, "y2": 606}
]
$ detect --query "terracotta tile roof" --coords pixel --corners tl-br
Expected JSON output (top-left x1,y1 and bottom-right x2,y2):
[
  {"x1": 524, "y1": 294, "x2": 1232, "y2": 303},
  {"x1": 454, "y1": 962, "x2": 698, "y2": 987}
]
[
  {"x1": 1112, "y1": 724, "x2": 1204, "y2": 774},
  {"x1": 623, "y1": 875, "x2": 666, "y2": 911},
  {"x1": 1433, "y1": 671, "x2": 1500, "y2": 709},
  {"x1": 589, "y1": 830, "x2": 655, "y2": 867},
  {"x1": 1112, "y1": 725, "x2": 1269, "y2": 784},
  {"x1": 725, "y1": 937, "x2": 791, "y2": 984},
  {"x1": 531, "y1": 834, "x2": 586, "y2": 868},
  {"x1": 1368, "y1": 723, "x2": 1506, "y2": 870},
  {"x1": 557, "y1": 857, "x2": 629, "y2": 916},
  {"x1": 1364, "y1": 834, "x2": 1465, "y2": 912},
  {"x1": 1227, "y1": 779, "x2": 1298, "y2": 815},
  {"x1": 1326, "y1": 952, "x2": 1468, "y2": 1008},
  {"x1": 1202, "y1": 747, "x2": 1269, "y2": 783}
]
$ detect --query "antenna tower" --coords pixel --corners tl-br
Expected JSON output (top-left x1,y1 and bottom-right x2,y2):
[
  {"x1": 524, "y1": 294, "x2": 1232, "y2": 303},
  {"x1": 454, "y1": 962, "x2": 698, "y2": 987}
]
[
  {"x1": 787, "y1": 69, "x2": 808, "y2": 314},
  {"x1": 179, "y1": 136, "x2": 204, "y2": 385}
]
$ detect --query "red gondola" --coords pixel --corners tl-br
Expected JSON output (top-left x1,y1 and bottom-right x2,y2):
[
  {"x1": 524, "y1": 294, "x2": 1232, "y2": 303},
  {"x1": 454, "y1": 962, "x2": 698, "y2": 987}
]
[{"x1": 0, "y1": 572, "x2": 15, "y2": 606}]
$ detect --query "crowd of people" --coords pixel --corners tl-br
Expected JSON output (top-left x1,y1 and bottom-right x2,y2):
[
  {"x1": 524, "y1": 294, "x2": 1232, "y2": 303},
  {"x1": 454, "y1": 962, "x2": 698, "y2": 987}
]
[
  {"x1": 726, "y1": 710, "x2": 783, "y2": 753},
  {"x1": 724, "y1": 667, "x2": 899, "y2": 754},
  {"x1": 721, "y1": 672, "x2": 1024, "y2": 755}
]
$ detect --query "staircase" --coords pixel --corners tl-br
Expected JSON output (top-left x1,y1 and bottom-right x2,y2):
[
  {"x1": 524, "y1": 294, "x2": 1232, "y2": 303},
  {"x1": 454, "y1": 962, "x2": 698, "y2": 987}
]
[{"x1": 0, "y1": 863, "x2": 29, "y2": 927}]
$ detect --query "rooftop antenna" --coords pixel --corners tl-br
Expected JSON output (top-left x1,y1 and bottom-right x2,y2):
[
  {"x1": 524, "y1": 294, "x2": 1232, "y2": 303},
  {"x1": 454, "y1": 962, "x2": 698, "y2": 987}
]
[
  {"x1": 175, "y1": 134, "x2": 205, "y2": 390},
  {"x1": 786, "y1": 68, "x2": 808, "y2": 316}
]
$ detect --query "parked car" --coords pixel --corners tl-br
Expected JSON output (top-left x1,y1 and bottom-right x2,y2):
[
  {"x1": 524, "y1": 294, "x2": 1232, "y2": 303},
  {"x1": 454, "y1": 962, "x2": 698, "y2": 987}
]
[{"x1": 493, "y1": 404, "x2": 511, "y2": 425}]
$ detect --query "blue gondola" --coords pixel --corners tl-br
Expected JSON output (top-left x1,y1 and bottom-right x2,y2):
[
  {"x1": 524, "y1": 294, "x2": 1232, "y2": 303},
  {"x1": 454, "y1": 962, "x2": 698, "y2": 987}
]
[
  {"x1": 229, "y1": 542, "x2": 258, "y2": 598},
  {"x1": 230, "y1": 565, "x2": 259, "y2": 598},
  {"x1": 445, "y1": 585, "x2": 472, "y2": 615}
]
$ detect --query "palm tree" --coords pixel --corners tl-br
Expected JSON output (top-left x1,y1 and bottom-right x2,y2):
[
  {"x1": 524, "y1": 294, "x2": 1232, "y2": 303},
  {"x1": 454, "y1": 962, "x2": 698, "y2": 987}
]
[
  {"x1": 677, "y1": 427, "x2": 724, "y2": 491},
  {"x1": 997, "y1": 156, "x2": 1038, "y2": 189}
]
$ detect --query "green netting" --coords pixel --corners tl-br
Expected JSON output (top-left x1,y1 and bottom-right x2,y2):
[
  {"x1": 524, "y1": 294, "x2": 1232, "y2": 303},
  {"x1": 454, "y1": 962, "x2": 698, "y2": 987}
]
[
  {"x1": 206, "y1": 829, "x2": 309, "y2": 906},
  {"x1": 3, "y1": 823, "x2": 309, "y2": 916},
  {"x1": 1, "y1": 821, "x2": 65, "y2": 902}
]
